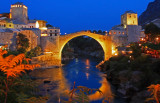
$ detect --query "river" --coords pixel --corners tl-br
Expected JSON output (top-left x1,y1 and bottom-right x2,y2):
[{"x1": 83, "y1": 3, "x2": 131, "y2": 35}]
[{"x1": 30, "y1": 57, "x2": 125, "y2": 103}]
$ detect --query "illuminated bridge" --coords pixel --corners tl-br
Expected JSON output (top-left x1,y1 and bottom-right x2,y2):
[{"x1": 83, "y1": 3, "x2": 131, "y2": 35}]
[{"x1": 32, "y1": 31, "x2": 113, "y2": 66}]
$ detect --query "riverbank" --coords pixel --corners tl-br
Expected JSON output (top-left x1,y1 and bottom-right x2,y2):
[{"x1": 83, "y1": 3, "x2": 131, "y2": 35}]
[{"x1": 97, "y1": 54, "x2": 160, "y2": 103}]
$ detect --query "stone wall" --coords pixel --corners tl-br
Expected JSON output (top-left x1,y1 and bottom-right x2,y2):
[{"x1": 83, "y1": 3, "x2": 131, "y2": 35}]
[{"x1": 127, "y1": 25, "x2": 142, "y2": 43}]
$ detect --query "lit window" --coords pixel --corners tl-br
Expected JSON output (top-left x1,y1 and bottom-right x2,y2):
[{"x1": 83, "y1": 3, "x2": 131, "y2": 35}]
[
  {"x1": 114, "y1": 32, "x2": 116, "y2": 34},
  {"x1": 119, "y1": 32, "x2": 121, "y2": 34}
]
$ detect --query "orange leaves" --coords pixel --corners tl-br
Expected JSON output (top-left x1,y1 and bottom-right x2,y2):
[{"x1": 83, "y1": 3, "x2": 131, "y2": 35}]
[
  {"x1": 147, "y1": 84, "x2": 160, "y2": 103},
  {"x1": 0, "y1": 47, "x2": 40, "y2": 79}
]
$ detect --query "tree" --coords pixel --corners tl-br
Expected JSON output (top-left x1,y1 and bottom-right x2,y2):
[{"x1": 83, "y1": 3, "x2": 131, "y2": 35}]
[
  {"x1": 98, "y1": 30, "x2": 102, "y2": 34},
  {"x1": 46, "y1": 24, "x2": 53, "y2": 27},
  {"x1": 130, "y1": 43, "x2": 142, "y2": 58},
  {"x1": 26, "y1": 46, "x2": 42, "y2": 58},
  {"x1": 145, "y1": 23, "x2": 160, "y2": 41},
  {"x1": 92, "y1": 30, "x2": 97, "y2": 33},
  {"x1": 0, "y1": 47, "x2": 39, "y2": 103},
  {"x1": 16, "y1": 33, "x2": 29, "y2": 53}
]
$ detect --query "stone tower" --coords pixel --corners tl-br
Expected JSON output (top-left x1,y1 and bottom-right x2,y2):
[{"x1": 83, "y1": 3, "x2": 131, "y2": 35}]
[
  {"x1": 121, "y1": 10, "x2": 138, "y2": 28},
  {"x1": 10, "y1": 2, "x2": 28, "y2": 24}
]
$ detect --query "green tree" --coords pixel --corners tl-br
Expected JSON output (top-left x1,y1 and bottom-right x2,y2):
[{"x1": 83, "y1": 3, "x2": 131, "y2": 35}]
[
  {"x1": 26, "y1": 46, "x2": 42, "y2": 58},
  {"x1": 46, "y1": 24, "x2": 53, "y2": 27},
  {"x1": 98, "y1": 30, "x2": 102, "y2": 34},
  {"x1": 92, "y1": 30, "x2": 97, "y2": 33},
  {"x1": 145, "y1": 23, "x2": 160, "y2": 41},
  {"x1": 16, "y1": 33, "x2": 29, "y2": 53},
  {"x1": 130, "y1": 43, "x2": 142, "y2": 58}
]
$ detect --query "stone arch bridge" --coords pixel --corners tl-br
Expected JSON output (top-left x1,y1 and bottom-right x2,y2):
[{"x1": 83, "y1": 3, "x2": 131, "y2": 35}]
[{"x1": 33, "y1": 31, "x2": 113, "y2": 66}]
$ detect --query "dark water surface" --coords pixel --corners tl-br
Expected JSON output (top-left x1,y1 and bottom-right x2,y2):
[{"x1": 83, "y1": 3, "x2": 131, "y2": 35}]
[{"x1": 31, "y1": 57, "x2": 125, "y2": 103}]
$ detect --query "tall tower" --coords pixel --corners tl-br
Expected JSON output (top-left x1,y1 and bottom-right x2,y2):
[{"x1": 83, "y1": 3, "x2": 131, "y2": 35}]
[
  {"x1": 10, "y1": 2, "x2": 28, "y2": 24},
  {"x1": 121, "y1": 10, "x2": 138, "y2": 28}
]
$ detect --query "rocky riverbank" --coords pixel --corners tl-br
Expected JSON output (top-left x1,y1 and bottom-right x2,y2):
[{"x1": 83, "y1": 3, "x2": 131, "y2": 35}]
[{"x1": 97, "y1": 55, "x2": 160, "y2": 103}]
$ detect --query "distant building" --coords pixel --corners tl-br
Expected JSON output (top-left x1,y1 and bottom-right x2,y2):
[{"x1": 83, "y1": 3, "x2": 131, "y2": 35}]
[
  {"x1": 10, "y1": 2, "x2": 28, "y2": 24},
  {"x1": 0, "y1": 28, "x2": 19, "y2": 50},
  {"x1": 109, "y1": 10, "x2": 142, "y2": 46},
  {"x1": 0, "y1": 2, "x2": 60, "y2": 37},
  {"x1": 0, "y1": 2, "x2": 60, "y2": 51},
  {"x1": 121, "y1": 10, "x2": 138, "y2": 28},
  {"x1": 20, "y1": 28, "x2": 41, "y2": 50},
  {"x1": 109, "y1": 25, "x2": 128, "y2": 46}
]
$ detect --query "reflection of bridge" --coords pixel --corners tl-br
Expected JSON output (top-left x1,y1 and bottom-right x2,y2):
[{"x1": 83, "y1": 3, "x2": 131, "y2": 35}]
[{"x1": 34, "y1": 31, "x2": 113, "y2": 66}]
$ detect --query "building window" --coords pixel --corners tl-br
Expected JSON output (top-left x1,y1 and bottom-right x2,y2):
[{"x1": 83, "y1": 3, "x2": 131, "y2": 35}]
[
  {"x1": 4, "y1": 24, "x2": 6, "y2": 27},
  {"x1": 50, "y1": 33, "x2": 52, "y2": 36},
  {"x1": 109, "y1": 32, "x2": 112, "y2": 35},
  {"x1": 119, "y1": 32, "x2": 121, "y2": 34},
  {"x1": 55, "y1": 33, "x2": 57, "y2": 36},
  {"x1": 55, "y1": 30, "x2": 57, "y2": 32},
  {"x1": 50, "y1": 30, "x2": 52, "y2": 32},
  {"x1": 9, "y1": 25, "x2": 11, "y2": 27},
  {"x1": 114, "y1": 32, "x2": 116, "y2": 34}
]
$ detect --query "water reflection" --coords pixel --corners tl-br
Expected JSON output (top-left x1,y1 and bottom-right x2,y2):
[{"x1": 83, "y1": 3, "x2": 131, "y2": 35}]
[{"x1": 30, "y1": 58, "x2": 113, "y2": 103}]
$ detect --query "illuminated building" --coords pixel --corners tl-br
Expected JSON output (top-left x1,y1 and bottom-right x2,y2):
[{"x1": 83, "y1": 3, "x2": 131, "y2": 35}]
[
  {"x1": 0, "y1": 2, "x2": 60, "y2": 37},
  {"x1": 109, "y1": 10, "x2": 143, "y2": 46},
  {"x1": 10, "y1": 2, "x2": 28, "y2": 24},
  {"x1": 0, "y1": 2, "x2": 60, "y2": 51},
  {"x1": 121, "y1": 10, "x2": 138, "y2": 28},
  {"x1": 20, "y1": 28, "x2": 41, "y2": 51}
]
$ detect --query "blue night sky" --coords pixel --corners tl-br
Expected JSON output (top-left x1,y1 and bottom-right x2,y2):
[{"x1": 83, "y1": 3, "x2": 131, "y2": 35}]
[{"x1": 0, "y1": 0, "x2": 154, "y2": 34}]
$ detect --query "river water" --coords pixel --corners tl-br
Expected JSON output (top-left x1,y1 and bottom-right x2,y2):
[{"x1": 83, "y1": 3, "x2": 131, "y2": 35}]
[{"x1": 30, "y1": 57, "x2": 124, "y2": 103}]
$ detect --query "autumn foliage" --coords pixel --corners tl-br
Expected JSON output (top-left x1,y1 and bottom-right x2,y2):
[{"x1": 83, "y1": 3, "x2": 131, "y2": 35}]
[
  {"x1": 147, "y1": 84, "x2": 160, "y2": 103},
  {"x1": 0, "y1": 46, "x2": 40, "y2": 103},
  {"x1": 0, "y1": 47, "x2": 39, "y2": 78}
]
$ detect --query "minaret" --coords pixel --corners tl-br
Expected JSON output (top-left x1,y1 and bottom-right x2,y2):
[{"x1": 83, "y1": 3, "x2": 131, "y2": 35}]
[{"x1": 10, "y1": 2, "x2": 28, "y2": 24}]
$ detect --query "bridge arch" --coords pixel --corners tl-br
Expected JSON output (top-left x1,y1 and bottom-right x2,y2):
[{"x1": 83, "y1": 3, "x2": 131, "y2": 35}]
[{"x1": 58, "y1": 31, "x2": 112, "y2": 64}]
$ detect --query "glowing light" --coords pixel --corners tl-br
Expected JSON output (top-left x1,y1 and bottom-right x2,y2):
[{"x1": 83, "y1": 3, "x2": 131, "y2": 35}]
[
  {"x1": 156, "y1": 37, "x2": 159, "y2": 40},
  {"x1": 85, "y1": 59, "x2": 90, "y2": 69},
  {"x1": 40, "y1": 27, "x2": 47, "y2": 30},
  {"x1": 86, "y1": 73, "x2": 89, "y2": 80},
  {"x1": 36, "y1": 21, "x2": 39, "y2": 28},
  {"x1": 115, "y1": 53, "x2": 118, "y2": 56},
  {"x1": 41, "y1": 34, "x2": 48, "y2": 36},
  {"x1": 112, "y1": 45, "x2": 118, "y2": 56}
]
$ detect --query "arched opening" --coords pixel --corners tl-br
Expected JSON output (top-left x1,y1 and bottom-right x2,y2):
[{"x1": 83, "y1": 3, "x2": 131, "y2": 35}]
[{"x1": 61, "y1": 36, "x2": 105, "y2": 63}]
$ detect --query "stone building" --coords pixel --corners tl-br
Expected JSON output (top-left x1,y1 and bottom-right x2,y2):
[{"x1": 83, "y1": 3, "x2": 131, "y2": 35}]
[
  {"x1": 109, "y1": 25, "x2": 128, "y2": 46},
  {"x1": 109, "y1": 10, "x2": 143, "y2": 46},
  {"x1": 0, "y1": 2, "x2": 60, "y2": 51},
  {"x1": 20, "y1": 28, "x2": 41, "y2": 50},
  {"x1": 0, "y1": 28, "x2": 19, "y2": 50},
  {"x1": 121, "y1": 10, "x2": 138, "y2": 28},
  {"x1": 0, "y1": 2, "x2": 60, "y2": 38},
  {"x1": 10, "y1": 2, "x2": 28, "y2": 24}
]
